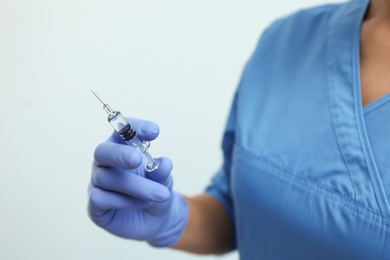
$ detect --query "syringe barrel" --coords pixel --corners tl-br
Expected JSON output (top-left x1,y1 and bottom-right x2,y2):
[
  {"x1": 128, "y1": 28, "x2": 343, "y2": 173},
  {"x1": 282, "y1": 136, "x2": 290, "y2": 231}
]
[
  {"x1": 107, "y1": 111, "x2": 159, "y2": 172},
  {"x1": 126, "y1": 137, "x2": 160, "y2": 172},
  {"x1": 107, "y1": 111, "x2": 131, "y2": 135}
]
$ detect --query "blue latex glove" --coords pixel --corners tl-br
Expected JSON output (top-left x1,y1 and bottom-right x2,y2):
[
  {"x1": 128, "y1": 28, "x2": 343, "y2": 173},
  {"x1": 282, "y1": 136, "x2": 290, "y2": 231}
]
[{"x1": 88, "y1": 118, "x2": 188, "y2": 247}]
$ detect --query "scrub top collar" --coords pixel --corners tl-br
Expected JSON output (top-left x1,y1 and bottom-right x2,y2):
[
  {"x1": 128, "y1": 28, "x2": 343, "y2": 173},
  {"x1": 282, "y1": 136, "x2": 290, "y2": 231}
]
[{"x1": 327, "y1": 0, "x2": 390, "y2": 216}]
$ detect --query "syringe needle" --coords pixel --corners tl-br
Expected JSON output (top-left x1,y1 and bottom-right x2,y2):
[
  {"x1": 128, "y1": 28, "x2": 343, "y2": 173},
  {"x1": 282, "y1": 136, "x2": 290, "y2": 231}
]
[
  {"x1": 91, "y1": 90, "x2": 117, "y2": 117},
  {"x1": 91, "y1": 90, "x2": 105, "y2": 105}
]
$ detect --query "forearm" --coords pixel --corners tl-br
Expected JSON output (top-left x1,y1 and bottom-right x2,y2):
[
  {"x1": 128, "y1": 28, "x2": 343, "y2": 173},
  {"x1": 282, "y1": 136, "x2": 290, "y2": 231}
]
[{"x1": 171, "y1": 194, "x2": 234, "y2": 254}]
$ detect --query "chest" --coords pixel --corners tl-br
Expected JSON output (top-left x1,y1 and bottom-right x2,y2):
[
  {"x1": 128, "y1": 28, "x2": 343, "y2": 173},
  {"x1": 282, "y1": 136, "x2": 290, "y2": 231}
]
[
  {"x1": 359, "y1": 18, "x2": 390, "y2": 106},
  {"x1": 360, "y1": 58, "x2": 390, "y2": 106}
]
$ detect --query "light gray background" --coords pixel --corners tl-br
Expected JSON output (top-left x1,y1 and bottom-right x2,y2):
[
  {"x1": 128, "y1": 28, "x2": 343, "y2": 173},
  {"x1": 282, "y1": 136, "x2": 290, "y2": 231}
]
[{"x1": 0, "y1": 0, "x2": 344, "y2": 259}]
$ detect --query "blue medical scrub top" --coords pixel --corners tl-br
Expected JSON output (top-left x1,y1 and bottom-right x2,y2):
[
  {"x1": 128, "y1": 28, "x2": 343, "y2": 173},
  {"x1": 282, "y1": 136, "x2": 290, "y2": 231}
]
[{"x1": 206, "y1": 0, "x2": 390, "y2": 258}]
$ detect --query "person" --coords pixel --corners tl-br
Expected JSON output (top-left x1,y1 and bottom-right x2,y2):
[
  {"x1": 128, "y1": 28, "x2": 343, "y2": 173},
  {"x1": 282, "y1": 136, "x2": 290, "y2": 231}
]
[{"x1": 88, "y1": 0, "x2": 390, "y2": 258}]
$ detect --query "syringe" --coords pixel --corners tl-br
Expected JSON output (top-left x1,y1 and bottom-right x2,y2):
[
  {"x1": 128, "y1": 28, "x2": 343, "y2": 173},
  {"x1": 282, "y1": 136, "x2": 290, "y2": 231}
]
[{"x1": 92, "y1": 91, "x2": 160, "y2": 172}]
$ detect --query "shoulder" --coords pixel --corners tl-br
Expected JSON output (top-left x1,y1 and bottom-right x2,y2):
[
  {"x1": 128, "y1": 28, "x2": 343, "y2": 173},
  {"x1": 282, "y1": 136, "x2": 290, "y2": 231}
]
[
  {"x1": 246, "y1": 3, "x2": 347, "y2": 69},
  {"x1": 253, "y1": 2, "x2": 348, "y2": 53},
  {"x1": 236, "y1": 3, "x2": 350, "y2": 113},
  {"x1": 266, "y1": 3, "x2": 342, "y2": 37}
]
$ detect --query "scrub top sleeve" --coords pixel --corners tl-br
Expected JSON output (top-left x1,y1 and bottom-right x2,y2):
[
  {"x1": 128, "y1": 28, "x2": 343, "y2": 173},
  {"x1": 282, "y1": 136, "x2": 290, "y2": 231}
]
[
  {"x1": 205, "y1": 89, "x2": 238, "y2": 229},
  {"x1": 204, "y1": 25, "x2": 274, "y2": 224}
]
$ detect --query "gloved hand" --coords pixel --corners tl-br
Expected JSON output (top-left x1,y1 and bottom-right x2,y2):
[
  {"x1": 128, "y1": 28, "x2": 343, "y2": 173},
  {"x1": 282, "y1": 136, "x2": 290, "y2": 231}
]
[{"x1": 88, "y1": 118, "x2": 188, "y2": 247}]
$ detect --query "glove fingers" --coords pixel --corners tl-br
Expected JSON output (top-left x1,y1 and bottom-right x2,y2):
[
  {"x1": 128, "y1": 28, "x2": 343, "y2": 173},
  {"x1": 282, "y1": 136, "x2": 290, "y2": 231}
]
[
  {"x1": 89, "y1": 187, "x2": 153, "y2": 210},
  {"x1": 133, "y1": 118, "x2": 159, "y2": 141},
  {"x1": 92, "y1": 164, "x2": 170, "y2": 202},
  {"x1": 95, "y1": 117, "x2": 160, "y2": 169},
  {"x1": 94, "y1": 142, "x2": 143, "y2": 169}
]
